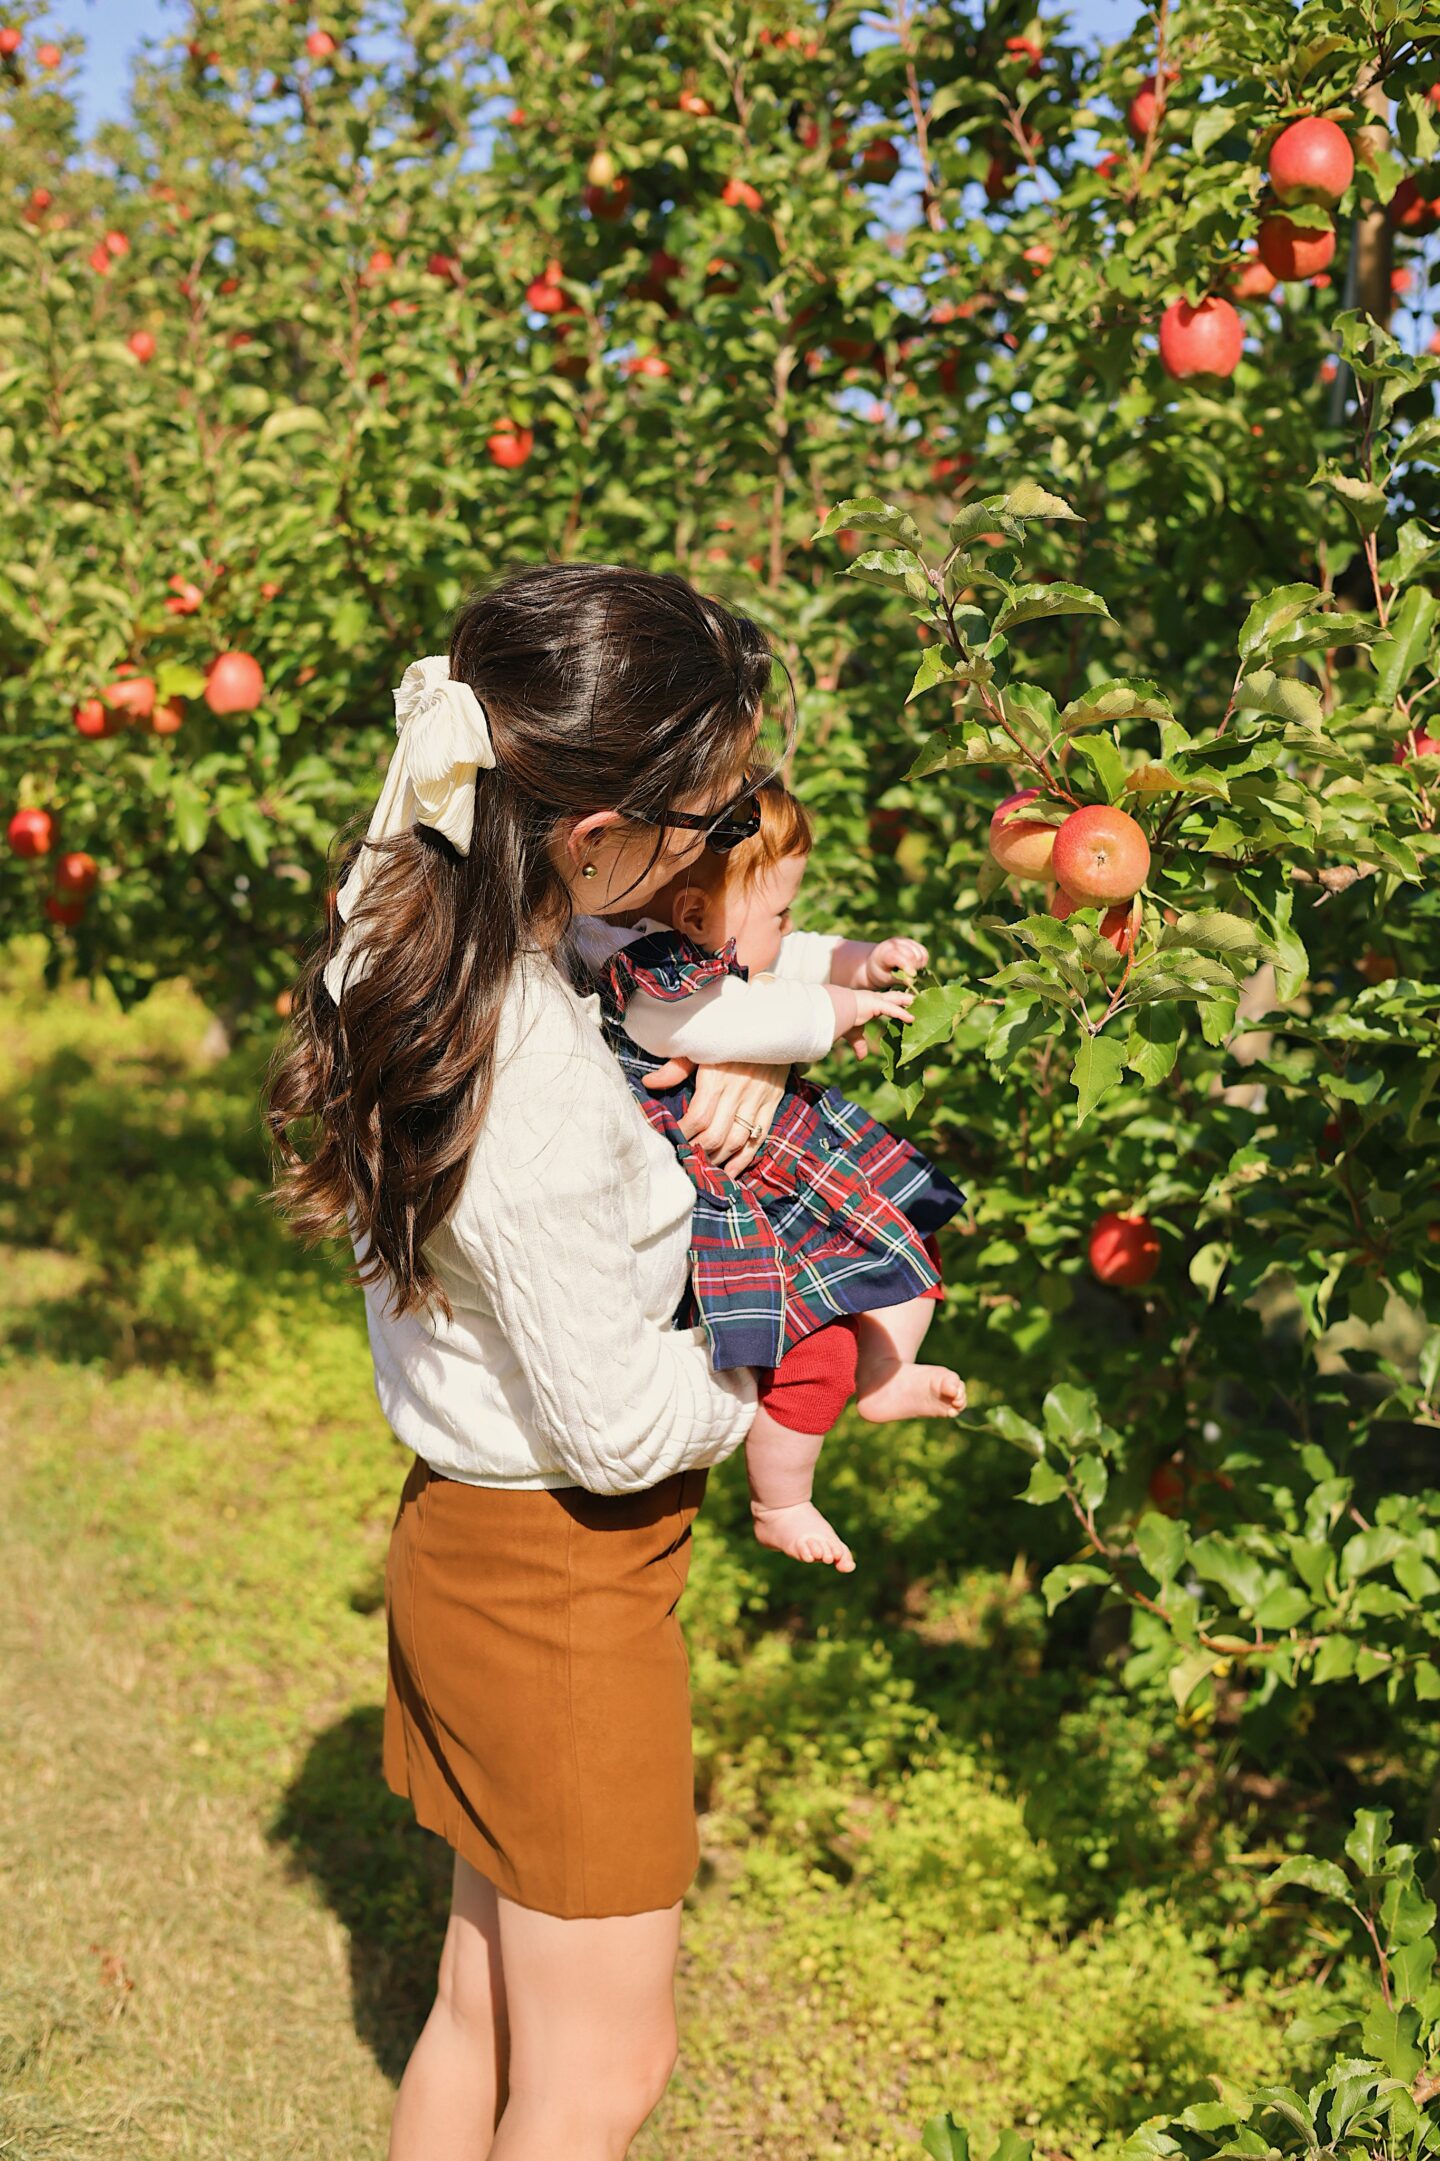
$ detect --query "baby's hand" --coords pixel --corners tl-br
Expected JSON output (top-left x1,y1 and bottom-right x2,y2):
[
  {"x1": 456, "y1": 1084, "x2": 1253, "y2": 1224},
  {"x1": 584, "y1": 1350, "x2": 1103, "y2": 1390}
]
[
  {"x1": 838, "y1": 985, "x2": 915, "y2": 1060},
  {"x1": 859, "y1": 936, "x2": 929, "y2": 988}
]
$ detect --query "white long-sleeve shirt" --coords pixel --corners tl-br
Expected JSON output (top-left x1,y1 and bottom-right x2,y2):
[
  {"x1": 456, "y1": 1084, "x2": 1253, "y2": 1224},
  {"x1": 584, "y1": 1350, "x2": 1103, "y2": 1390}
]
[
  {"x1": 350, "y1": 941, "x2": 760, "y2": 1496},
  {"x1": 569, "y1": 915, "x2": 846, "y2": 1064}
]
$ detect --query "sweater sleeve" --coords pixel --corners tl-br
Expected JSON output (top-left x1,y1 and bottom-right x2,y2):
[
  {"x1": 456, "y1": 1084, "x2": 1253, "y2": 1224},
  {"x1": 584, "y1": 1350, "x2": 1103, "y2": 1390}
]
[
  {"x1": 623, "y1": 971, "x2": 836, "y2": 1065},
  {"x1": 772, "y1": 929, "x2": 845, "y2": 982},
  {"x1": 442, "y1": 1039, "x2": 758, "y2": 1497}
]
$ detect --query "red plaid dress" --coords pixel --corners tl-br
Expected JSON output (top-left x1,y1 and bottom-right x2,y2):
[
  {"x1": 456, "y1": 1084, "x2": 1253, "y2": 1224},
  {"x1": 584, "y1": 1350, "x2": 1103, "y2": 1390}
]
[{"x1": 592, "y1": 928, "x2": 966, "y2": 1373}]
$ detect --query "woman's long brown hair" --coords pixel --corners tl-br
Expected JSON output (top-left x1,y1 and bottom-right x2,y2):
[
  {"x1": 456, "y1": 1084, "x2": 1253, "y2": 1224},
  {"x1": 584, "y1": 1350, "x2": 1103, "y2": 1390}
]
[{"x1": 262, "y1": 563, "x2": 794, "y2": 1324}]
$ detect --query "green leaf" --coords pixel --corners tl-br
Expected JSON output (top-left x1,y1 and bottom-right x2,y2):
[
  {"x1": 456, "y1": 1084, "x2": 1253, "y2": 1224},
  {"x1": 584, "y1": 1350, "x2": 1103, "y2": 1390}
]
[
  {"x1": 1189, "y1": 1241, "x2": 1230, "y2": 1301},
  {"x1": 1371, "y1": 584, "x2": 1438, "y2": 704},
  {"x1": 1169, "y1": 1650, "x2": 1218, "y2": 1710},
  {"x1": 1238, "y1": 583, "x2": 1323, "y2": 662},
  {"x1": 1070, "y1": 1032, "x2": 1126, "y2": 1122},
  {"x1": 1343, "y1": 1808, "x2": 1393, "y2": 1879},
  {"x1": 1320, "y1": 471, "x2": 1389, "y2": 534},
  {"x1": 1041, "y1": 1562, "x2": 1111, "y2": 1613},
  {"x1": 1359, "y1": 2005, "x2": 1423, "y2": 2083},
  {"x1": 846, "y1": 548, "x2": 931, "y2": 601},
  {"x1": 1263, "y1": 1856, "x2": 1353, "y2": 1903},
  {"x1": 815, "y1": 495, "x2": 925, "y2": 554},
  {"x1": 1165, "y1": 910, "x2": 1275, "y2": 962},
  {"x1": 1042, "y1": 1383, "x2": 1103, "y2": 1447},
  {"x1": 1252, "y1": 1585, "x2": 1312, "y2": 1629},
  {"x1": 907, "y1": 643, "x2": 958, "y2": 702},
  {"x1": 155, "y1": 661, "x2": 208, "y2": 703},
  {"x1": 1136, "y1": 1512, "x2": 1187, "y2": 1585},
  {"x1": 897, "y1": 982, "x2": 977, "y2": 1064},
  {"x1": 257, "y1": 404, "x2": 329, "y2": 445},
  {"x1": 1125, "y1": 1002, "x2": 1182, "y2": 1085},
  {"x1": 991, "y1": 582, "x2": 1113, "y2": 637},
  {"x1": 1000, "y1": 480, "x2": 1083, "y2": 522},
  {"x1": 1059, "y1": 676, "x2": 1174, "y2": 733},
  {"x1": 989, "y1": 1406, "x2": 1046, "y2": 1456},
  {"x1": 170, "y1": 780, "x2": 210, "y2": 855},
  {"x1": 1234, "y1": 669, "x2": 1326, "y2": 730},
  {"x1": 1021, "y1": 1458, "x2": 1069, "y2": 1505},
  {"x1": 922, "y1": 2111, "x2": 973, "y2": 2161}
]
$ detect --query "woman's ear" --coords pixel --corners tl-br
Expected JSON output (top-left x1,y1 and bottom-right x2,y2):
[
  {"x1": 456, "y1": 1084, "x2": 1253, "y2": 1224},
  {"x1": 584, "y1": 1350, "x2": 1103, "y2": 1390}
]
[{"x1": 566, "y1": 808, "x2": 620, "y2": 865}]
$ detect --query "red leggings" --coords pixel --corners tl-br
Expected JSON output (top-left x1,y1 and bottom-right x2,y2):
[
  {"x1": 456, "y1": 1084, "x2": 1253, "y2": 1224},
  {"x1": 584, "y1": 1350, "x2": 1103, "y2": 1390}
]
[{"x1": 755, "y1": 1234, "x2": 944, "y2": 1437}]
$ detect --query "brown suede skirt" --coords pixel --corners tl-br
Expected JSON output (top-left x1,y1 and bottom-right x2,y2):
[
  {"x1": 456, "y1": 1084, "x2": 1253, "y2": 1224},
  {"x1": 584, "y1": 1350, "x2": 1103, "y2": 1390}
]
[{"x1": 382, "y1": 1452, "x2": 710, "y2": 1919}]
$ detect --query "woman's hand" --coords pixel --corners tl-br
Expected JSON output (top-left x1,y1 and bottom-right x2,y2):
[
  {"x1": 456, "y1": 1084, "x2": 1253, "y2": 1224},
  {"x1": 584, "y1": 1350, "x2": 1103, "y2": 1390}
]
[{"x1": 642, "y1": 1055, "x2": 789, "y2": 1176}]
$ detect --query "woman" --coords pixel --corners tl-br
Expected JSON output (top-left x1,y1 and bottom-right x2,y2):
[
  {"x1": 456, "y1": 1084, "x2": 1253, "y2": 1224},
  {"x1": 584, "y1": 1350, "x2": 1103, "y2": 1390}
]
[{"x1": 266, "y1": 563, "x2": 816, "y2": 2159}]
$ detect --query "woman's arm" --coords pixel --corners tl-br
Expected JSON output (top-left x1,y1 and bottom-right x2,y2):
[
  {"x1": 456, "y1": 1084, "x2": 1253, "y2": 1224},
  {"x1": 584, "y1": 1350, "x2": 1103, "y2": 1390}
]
[{"x1": 444, "y1": 1043, "x2": 757, "y2": 1497}]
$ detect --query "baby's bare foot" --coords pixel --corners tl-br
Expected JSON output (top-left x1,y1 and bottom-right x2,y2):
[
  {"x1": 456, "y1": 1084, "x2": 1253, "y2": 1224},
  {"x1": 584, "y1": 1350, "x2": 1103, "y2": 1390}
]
[
  {"x1": 854, "y1": 1360, "x2": 967, "y2": 1423},
  {"x1": 751, "y1": 1499, "x2": 856, "y2": 1572}
]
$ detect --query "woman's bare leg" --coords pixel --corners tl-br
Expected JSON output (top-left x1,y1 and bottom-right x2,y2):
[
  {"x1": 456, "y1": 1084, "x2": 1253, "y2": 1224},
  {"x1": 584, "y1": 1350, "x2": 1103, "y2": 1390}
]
[
  {"x1": 486, "y1": 1894, "x2": 686, "y2": 2160},
  {"x1": 388, "y1": 1852, "x2": 511, "y2": 2161}
]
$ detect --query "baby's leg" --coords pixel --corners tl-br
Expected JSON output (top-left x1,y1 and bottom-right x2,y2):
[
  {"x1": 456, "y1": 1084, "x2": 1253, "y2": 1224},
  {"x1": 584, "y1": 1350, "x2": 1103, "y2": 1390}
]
[
  {"x1": 745, "y1": 1409, "x2": 855, "y2": 1572},
  {"x1": 854, "y1": 1295, "x2": 966, "y2": 1423},
  {"x1": 748, "y1": 1319, "x2": 859, "y2": 1572}
]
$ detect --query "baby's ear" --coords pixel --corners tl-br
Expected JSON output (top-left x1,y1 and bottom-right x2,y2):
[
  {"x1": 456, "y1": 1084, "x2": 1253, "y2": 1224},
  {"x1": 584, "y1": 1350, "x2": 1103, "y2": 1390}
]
[{"x1": 670, "y1": 882, "x2": 709, "y2": 938}]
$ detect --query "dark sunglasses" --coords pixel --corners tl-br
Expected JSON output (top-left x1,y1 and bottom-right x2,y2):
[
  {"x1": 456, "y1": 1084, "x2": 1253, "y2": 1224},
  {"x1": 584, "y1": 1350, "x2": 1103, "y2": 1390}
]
[{"x1": 630, "y1": 788, "x2": 763, "y2": 855}]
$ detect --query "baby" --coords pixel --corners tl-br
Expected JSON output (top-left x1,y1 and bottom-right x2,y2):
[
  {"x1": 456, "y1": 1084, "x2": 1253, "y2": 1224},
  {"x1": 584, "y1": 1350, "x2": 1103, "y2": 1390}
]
[{"x1": 570, "y1": 778, "x2": 967, "y2": 1573}]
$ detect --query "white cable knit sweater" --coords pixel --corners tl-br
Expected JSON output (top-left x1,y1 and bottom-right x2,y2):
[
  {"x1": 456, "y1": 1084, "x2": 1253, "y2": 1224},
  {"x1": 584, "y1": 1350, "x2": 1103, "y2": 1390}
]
[{"x1": 351, "y1": 925, "x2": 839, "y2": 1496}]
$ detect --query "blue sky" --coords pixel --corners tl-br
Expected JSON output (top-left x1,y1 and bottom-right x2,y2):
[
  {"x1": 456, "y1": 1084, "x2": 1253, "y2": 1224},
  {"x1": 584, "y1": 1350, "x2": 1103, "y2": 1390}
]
[{"x1": 53, "y1": 0, "x2": 1131, "y2": 135}]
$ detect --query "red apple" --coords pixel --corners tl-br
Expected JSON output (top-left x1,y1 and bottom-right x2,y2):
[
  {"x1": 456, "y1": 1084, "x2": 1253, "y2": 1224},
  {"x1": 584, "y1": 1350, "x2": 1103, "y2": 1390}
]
[
  {"x1": 705, "y1": 256, "x2": 741, "y2": 294},
  {"x1": 1049, "y1": 886, "x2": 1138, "y2": 953},
  {"x1": 525, "y1": 258, "x2": 567, "y2": 312},
  {"x1": 364, "y1": 247, "x2": 394, "y2": 279},
  {"x1": 1088, "y1": 1210, "x2": 1161, "y2": 1287},
  {"x1": 306, "y1": 30, "x2": 337, "y2": 59},
  {"x1": 88, "y1": 243, "x2": 112, "y2": 275},
  {"x1": 1388, "y1": 176, "x2": 1440, "y2": 235},
  {"x1": 1158, "y1": 294, "x2": 1244, "y2": 380},
  {"x1": 74, "y1": 698, "x2": 117, "y2": 739},
  {"x1": 164, "y1": 575, "x2": 203, "y2": 615},
  {"x1": 1394, "y1": 731, "x2": 1440, "y2": 762},
  {"x1": 44, "y1": 893, "x2": 86, "y2": 926},
  {"x1": 22, "y1": 187, "x2": 52, "y2": 223},
  {"x1": 55, "y1": 849, "x2": 98, "y2": 896},
  {"x1": 678, "y1": 88, "x2": 712, "y2": 116},
  {"x1": 988, "y1": 788, "x2": 1058, "y2": 880},
  {"x1": 1147, "y1": 1460, "x2": 1188, "y2": 1515},
  {"x1": 0, "y1": 28, "x2": 20, "y2": 57},
  {"x1": 126, "y1": 329, "x2": 156, "y2": 362},
  {"x1": 1231, "y1": 253, "x2": 1278, "y2": 300},
  {"x1": 624, "y1": 350, "x2": 671, "y2": 378},
  {"x1": 102, "y1": 672, "x2": 156, "y2": 722},
  {"x1": 1257, "y1": 213, "x2": 1336, "y2": 281},
  {"x1": 1127, "y1": 68, "x2": 1178, "y2": 142},
  {"x1": 721, "y1": 176, "x2": 763, "y2": 212},
  {"x1": 1356, "y1": 949, "x2": 1397, "y2": 983},
  {"x1": 1004, "y1": 35, "x2": 1044, "y2": 74},
  {"x1": 861, "y1": 137, "x2": 901, "y2": 183},
  {"x1": 8, "y1": 806, "x2": 52, "y2": 856},
  {"x1": 487, "y1": 422, "x2": 533, "y2": 468},
  {"x1": 204, "y1": 650, "x2": 265, "y2": 714},
  {"x1": 427, "y1": 250, "x2": 462, "y2": 282},
  {"x1": 582, "y1": 176, "x2": 631, "y2": 220},
  {"x1": 260, "y1": 580, "x2": 283, "y2": 601},
  {"x1": 35, "y1": 39, "x2": 59, "y2": 68},
  {"x1": 1095, "y1": 152, "x2": 1121, "y2": 180},
  {"x1": 1268, "y1": 116, "x2": 1353, "y2": 207},
  {"x1": 150, "y1": 702, "x2": 184, "y2": 735},
  {"x1": 1051, "y1": 804, "x2": 1151, "y2": 905}
]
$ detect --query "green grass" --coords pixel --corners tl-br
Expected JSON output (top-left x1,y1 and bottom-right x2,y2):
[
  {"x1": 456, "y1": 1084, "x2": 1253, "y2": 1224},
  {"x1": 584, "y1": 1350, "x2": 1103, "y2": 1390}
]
[{"x1": 0, "y1": 937, "x2": 1344, "y2": 2158}]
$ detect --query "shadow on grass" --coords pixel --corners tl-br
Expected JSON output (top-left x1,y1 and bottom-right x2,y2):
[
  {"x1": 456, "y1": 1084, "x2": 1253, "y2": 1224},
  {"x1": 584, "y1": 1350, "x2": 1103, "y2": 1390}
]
[{"x1": 270, "y1": 1708, "x2": 453, "y2": 2084}]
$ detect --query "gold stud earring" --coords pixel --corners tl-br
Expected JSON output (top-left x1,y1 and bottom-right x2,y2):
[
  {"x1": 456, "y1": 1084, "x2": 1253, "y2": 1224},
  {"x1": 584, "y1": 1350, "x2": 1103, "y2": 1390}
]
[{"x1": 581, "y1": 863, "x2": 598, "y2": 879}]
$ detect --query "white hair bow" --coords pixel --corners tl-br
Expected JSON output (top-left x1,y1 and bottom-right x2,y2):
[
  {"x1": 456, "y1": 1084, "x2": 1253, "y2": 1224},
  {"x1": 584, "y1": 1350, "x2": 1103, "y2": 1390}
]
[{"x1": 322, "y1": 654, "x2": 497, "y2": 1008}]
